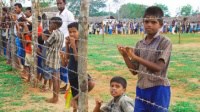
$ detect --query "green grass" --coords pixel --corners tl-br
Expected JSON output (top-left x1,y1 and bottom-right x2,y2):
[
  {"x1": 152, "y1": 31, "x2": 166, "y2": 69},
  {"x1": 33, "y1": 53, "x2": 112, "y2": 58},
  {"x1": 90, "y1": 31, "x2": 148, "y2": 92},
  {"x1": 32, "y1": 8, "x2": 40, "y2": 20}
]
[
  {"x1": 88, "y1": 33, "x2": 200, "y2": 110},
  {"x1": 30, "y1": 93, "x2": 46, "y2": 103},
  {"x1": 170, "y1": 101, "x2": 200, "y2": 112},
  {"x1": 0, "y1": 56, "x2": 52, "y2": 111},
  {"x1": 88, "y1": 34, "x2": 200, "y2": 91}
]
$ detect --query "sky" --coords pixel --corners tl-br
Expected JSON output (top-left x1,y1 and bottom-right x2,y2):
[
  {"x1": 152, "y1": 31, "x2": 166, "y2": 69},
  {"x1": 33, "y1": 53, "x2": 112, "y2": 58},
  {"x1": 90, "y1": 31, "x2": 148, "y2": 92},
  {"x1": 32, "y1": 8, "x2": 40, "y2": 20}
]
[
  {"x1": 3, "y1": 0, "x2": 200, "y2": 17},
  {"x1": 107, "y1": 0, "x2": 200, "y2": 17}
]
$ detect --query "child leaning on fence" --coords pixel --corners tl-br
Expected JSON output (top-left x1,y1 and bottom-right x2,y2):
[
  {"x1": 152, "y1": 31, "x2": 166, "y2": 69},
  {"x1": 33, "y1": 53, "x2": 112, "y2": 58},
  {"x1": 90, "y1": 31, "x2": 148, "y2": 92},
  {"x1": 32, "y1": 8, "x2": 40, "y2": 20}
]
[
  {"x1": 43, "y1": 17, "x2": 64, "y2": 103},
  {"x1": 93, "y1": 76, "x2": 134, "y2": 112},
  {"x1": 117, "y1": 6, "x2": 172, "y2": 112},
  {"x1": 64, "y1": 22, "x2": 95, "y2": 112}
]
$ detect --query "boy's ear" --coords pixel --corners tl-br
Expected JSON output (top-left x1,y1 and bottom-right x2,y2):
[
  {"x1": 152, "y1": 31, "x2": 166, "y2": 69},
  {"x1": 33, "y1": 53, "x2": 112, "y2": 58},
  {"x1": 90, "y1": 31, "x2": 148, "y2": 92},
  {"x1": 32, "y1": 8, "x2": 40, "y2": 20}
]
[
  {"x1": 123, "y1": 88, "x2": 126, "y2": 92},
  {"x1": 159, "y1": 22, "x2": 163, "y2": 28}
]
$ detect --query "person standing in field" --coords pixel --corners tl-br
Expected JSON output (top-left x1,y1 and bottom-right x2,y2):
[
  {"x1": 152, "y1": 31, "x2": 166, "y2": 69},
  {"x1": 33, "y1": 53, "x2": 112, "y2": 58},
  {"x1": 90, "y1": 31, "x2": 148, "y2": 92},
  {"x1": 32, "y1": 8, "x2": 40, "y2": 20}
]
[
  {"x1": 118, "y1": 6, "x2": 172, "y2": 112},
  {"x1": 56, "y1": 0, "x2": 75, "y2": 92}
]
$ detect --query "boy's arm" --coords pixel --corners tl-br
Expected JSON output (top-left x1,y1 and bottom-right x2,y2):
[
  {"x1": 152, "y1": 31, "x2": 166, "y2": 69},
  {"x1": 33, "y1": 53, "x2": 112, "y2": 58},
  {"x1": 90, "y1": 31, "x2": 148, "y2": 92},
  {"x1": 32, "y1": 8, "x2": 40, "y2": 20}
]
[
  {"x1": 23, "y1": 24, "x2": 31, "y2": 46},
  {"x1": 16, "y1": 23, "x2": 22, "y2": 38},
  {"x1": 125, "y1": 40, "x2": 172, "y2": 72},
  {"x1": 41, "y1": 33, "x2": 48, "y2": 41},
  {"x1": 22, "y1": 14, "x2": 32, "y2": 25},
  {"x1": 70, "y1": 39, "x2": 78, "y2": 61},
  {"x1": 93, "y1": 99, "x2": 103, "y2": 112},
  {"x1": 118, "y1": 45, "x2": 138, "y2": 75},
  {"x1": 65, "y1": 37, "x2": 70, "y2": 59},
  {"x1": 46, "y1": 31, "x2": 55, "y2": 47}
]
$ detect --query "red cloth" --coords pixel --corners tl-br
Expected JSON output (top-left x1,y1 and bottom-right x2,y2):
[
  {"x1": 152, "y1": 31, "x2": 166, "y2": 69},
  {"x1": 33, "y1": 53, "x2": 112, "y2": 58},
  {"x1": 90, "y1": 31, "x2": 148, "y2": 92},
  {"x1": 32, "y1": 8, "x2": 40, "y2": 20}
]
[
  {"x1": 38, "y1": 26, "x2": 42, "y2": 36},
  {"x1": 25, "y1": 34, "x2": 32, "y2": 54}
]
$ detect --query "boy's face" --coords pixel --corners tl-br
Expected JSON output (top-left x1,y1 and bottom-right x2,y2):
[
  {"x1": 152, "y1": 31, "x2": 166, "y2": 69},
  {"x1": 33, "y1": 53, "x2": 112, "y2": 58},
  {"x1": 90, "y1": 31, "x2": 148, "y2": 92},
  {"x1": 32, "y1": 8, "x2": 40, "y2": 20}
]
[
  {"x1": 3, "y1": 11, "x2": 6, "y2": 15},
  {"x1": 143, "y1": 15, "x2": 163, "y2": 35},
  {"x1": 110, "y1": 82, "x2": 126, "y2": 99},
  {"x1": 25, "y1": 10, "x2": 31, "y2": 17},
  {"x1": 14, "y1": 6, "x2": 21, "y2": 14},
  {"x1": 69, "y1": 27, "x2": 79, "y2": 39},
  {"x1": 50, "y1": 22, "x2": 57, "y2": 30}
]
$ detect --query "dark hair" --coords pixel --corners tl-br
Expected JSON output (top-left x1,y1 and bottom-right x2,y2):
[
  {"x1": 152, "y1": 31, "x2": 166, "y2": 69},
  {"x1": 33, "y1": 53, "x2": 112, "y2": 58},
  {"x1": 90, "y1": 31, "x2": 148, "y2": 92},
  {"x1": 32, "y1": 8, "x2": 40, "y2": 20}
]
[
  {"x1": 143, "y1": 6, "x2": 164, "y2": 24},
  {"x1": 110, "y1": 76, "x2": 127, "y2": 88},
  {"x1": 26, "y1": 7, "x2": 31, "y2": 12},
  {"x1": 38, "y1": 16, "x2": 41, "y2": 22},
  {"x1": 2, "y1": 7, "x2": 7, "y2": 12},
  {"x1": 63, "y1": 0, "x2": 66, "y2": 3},
  {"x1": 18, "y1": 17, "x2": 26, "y2": 22},
  {"x1": 68, "y1": 22, "x2": 79, "y2": 30},
  {"x1": 50, "y1": 17, "x2": 63, "y2": 28},
  {"x1": 14, "y1": 3, "x2": 22, "y2": 9}
]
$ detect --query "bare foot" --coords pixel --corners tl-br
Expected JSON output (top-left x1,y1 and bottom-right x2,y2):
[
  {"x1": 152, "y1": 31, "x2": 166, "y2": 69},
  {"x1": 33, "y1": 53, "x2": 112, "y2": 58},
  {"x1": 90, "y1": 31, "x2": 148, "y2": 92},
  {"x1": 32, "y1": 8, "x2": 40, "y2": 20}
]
[
  {"x1": 26, "y1": 79, "x2": 30, "y2": 83},
  {"x1": 41, "y1": 87, "x2": 50, "y2": 93},
  {"x1": 46, "y1": 98, "x2": 58, "y2": 104},
  {"x1": 6, "y1": 60, "x2": 11, "y2": 64}
]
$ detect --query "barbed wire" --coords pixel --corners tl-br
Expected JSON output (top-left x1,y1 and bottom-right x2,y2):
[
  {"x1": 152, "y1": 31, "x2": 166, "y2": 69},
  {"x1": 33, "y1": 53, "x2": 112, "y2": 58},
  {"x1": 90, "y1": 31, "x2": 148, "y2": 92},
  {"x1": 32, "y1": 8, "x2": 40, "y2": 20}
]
[{"x1": 0, "y1": 43, "x2": 174, "y2": 112}]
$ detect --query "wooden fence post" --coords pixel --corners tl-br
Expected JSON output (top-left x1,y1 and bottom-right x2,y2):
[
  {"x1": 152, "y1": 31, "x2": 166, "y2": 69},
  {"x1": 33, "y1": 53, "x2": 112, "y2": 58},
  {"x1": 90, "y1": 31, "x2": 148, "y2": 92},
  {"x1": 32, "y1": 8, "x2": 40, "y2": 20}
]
[
  {"x1": 78, "y1": 0, "x2": 90, "y2": 111},
  {"x1": 10, "y1": 0, "x2": 17, "y2": 69},
  {"x1": 31, "y1": 0, "x2": 39, "y2": 87}
]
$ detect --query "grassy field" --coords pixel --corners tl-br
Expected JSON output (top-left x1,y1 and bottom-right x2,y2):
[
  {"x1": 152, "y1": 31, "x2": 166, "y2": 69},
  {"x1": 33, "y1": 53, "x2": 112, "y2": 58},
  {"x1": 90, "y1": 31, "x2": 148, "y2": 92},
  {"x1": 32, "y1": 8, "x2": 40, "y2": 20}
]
[{"x1": 0, "y1": 33, "x2": 200, "y2": 112}]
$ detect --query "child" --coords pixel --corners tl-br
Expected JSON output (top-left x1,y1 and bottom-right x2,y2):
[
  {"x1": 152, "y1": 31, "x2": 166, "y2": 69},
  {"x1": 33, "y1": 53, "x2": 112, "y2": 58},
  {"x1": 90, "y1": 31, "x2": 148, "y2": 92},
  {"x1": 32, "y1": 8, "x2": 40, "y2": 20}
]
[
  {"x1": 41, "y1": 23, "x2": 53, "y2": 92},
  {"x1": 37, "y1": 16, "x2": 43, "y2": 85},
  {"x1": 117, "y1": 6, "x2": 172, "y2": 112},
  {"x1": 44, "y1": 17, "x2": 64, "y2": 103},
  {"x1": 16, "y1": 17, "x2": 32, "y2": 81},
  {"x1": 65, "y1": 22, "x2": 95, "y2": 111},
  {"x1": 93, "y1": 76, "x2": 134, "y2": 112}
]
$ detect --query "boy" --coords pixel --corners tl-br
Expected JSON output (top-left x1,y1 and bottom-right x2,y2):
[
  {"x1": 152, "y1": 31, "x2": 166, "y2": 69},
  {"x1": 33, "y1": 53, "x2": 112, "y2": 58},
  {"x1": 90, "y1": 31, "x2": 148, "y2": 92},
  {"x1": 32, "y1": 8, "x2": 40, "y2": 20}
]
[
  {"x1": 65, "y1": 22, "x2": 95, "y2": 111},
  {"x1": 41, "y1": 22, "x2": 53, "y2": 92},
  {"x1": 37, "y1": 16, "x2": 43, "y2": 85},
  {"x1": 117, "y1": 6, "x2": 172, "y2": 112},
  {"x1": 93, "y1": 76, "x2": 134, "y2": 112},
  {"x1": 44, "y1": 17, "x2": 64, "y2": 103},
  {"x1": 16, "y1": 17, "x2": 32, "y2": 81}
]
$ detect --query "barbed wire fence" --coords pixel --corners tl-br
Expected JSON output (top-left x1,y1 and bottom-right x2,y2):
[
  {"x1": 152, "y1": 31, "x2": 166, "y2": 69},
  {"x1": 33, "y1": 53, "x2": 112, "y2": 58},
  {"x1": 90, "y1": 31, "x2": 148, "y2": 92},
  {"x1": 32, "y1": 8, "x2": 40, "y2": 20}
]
[{"x1": 0, "y1": 0, "x2": 199, "y2": 112}]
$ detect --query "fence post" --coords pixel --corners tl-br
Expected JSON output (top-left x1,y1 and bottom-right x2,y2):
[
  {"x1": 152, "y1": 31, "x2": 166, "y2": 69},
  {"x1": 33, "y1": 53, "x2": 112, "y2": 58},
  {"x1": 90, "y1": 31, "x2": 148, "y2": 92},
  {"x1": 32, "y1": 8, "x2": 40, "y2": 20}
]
[
  {"x1": 31, "y1": 0, "x2": 39, "y2": 87},
  {"x1": 10, "y1": 0, "x2": 17, "y2": 69},
  {"x1": 78, "y1": 0, "x2": 90, "y2": 111}
]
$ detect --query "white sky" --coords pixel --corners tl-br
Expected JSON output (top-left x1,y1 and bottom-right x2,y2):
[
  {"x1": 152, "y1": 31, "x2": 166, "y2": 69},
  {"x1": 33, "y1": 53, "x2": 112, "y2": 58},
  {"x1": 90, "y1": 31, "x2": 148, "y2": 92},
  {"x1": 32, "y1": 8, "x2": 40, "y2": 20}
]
[
  {"x1": 3, "y1": 0, "x2": 200, "y2": 17},
  {"x1": 107, "y1": 0, "x2": 200, "y2": 17}
]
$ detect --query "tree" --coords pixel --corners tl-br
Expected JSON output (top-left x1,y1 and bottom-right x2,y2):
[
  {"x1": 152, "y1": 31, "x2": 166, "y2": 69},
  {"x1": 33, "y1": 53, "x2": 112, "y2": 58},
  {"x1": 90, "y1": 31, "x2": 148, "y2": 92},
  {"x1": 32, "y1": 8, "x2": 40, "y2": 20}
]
[
  {"x1": 154, "y1": 3, "x2": 170, "y2": 17},
  {"x1": 118, "y1": 3, "x2": 147, "y2": 19},
  {"x1": 66, "y1": 0, "x2": 107, "y2": 17},
  {"x1": 177, "y1": 4, "x2": 193, "y2": 16}
]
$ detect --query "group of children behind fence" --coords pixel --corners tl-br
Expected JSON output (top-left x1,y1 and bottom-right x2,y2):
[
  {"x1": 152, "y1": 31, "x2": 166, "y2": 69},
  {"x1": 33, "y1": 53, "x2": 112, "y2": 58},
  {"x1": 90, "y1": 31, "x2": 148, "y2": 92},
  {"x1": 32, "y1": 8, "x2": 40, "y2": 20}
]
[{"x1": 0, "y1": 3, "x2": 172, "y2": 112}]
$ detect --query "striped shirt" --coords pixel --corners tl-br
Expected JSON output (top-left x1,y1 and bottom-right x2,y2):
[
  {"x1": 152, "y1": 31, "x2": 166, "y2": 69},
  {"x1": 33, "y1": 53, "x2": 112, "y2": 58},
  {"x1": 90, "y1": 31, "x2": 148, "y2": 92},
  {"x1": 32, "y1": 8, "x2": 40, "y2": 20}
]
[
  {"x1": 46, "y1": 29, "x2": 64, "y2": 69},
  {"x1": 132, "y1": 33, "x2": 172, "y2": 89}
]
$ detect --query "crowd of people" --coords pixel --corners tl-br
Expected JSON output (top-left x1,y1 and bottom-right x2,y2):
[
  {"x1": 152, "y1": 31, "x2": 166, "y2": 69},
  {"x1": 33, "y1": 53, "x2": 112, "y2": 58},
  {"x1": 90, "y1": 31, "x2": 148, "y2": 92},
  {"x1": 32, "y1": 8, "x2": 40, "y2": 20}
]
[
  {"x1": 88, "y1": 20, "x2": 200, "y2": 35},
  {"x1": 0, "y1": 0, "x2": 193, "y2": 111}
]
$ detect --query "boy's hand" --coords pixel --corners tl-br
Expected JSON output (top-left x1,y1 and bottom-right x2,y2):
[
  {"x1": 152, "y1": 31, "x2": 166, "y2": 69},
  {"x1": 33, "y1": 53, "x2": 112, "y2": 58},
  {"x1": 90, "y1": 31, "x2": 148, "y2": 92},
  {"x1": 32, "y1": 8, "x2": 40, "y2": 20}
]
[
  {"x1": 70, "y1": 98, "x2": 78, "y2": 110},
  {"x1": 95, "y1": 98, "x2": 103, "y2": 107},
  {"x1": 60, "y1": 51, "x2": 65, "y2": 58},
  {"x1": 117, "y1": 44, "x2": 128, "y2": 58},
  {"x1": 37, "y1": 47, "x2": 42, "y2": 55},
  {"x1": 22, "y1": 14, "x2": 27, "y2": 21},
  {"x1": 124, "y1": 46, "x2": 136, "y2": 59},
  {"x1": 70, "y1": 38, "x2": 76, "y2": 48},
  {"x1": 65, "y1": 36, "x2": 70, "y2": 45}
]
